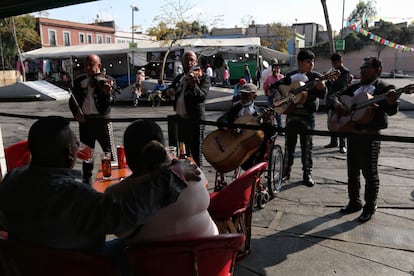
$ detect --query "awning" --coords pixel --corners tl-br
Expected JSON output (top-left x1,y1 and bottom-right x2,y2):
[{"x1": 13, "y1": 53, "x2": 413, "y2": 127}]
[
  {"x1": 22, "y1": 37, "x2": 293, "y2": 66},
  {"x1": 22, "y1": 42, "x2": 157, "y2": 60}
]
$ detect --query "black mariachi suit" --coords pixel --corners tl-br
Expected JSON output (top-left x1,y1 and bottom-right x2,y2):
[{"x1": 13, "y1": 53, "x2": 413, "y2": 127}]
[
  {"x1": 69, "y1": 73, "x2": 115, "y2": 183},
  {"x1": 334, "y1": 79, "x2": 398, "y2": 212},
  {"x1": 278, "y1": 70, "x2": 327, "y2": 178},
  {"x1": 170, "y1": 72, "x2": 210, "y2": 166},
  {"x1": 326, "y1": 65, "x2": 350, "y2": 148}
]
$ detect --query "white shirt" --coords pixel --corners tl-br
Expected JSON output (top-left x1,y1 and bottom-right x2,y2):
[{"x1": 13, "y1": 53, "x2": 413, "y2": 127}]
[
  {"x1": 80, "y1": 78, "x2": 99, "y2": 115},
  {"x1": 176, "y1": 75, "x2": 187, "y2": 118},
  {"x1": 206, "y1": 67, "x2": 213, "y2": 78},
  {"x1": 238, "y1": 101, "x2": 256, "y2": 117},
  {"x1": 353, "y1": 84, "x2": 376, "y2": 96},
  {"x1": 290, "y1": 72, "x2": 309, "y2": 83}
]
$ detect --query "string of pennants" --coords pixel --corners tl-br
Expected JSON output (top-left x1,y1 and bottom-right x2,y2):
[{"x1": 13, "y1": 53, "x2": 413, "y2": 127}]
[{"x1": 346, "y1": 21, "x2": 414, "y2": 53}]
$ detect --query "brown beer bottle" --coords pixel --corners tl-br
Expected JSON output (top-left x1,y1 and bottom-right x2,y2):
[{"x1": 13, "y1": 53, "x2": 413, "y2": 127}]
[{"x1": 178, "y1": 142, "x2": 188, "y2": 159}]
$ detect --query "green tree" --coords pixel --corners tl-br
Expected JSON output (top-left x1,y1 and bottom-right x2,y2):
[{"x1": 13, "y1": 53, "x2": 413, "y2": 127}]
[
  {"x1": 261, "y1": 23, "x2": 292, "y2": 53},
  {"x1": 334, "y1": 0, "x2": 376, "y2": 54},
  {"x1": 348, "y1": 0, "x2": 377, "y2": 28},
  {"x1": 0, "y1": 15, "x2": 40, "y2": 69},
  {"x1": 344, "y1": 32, "x2": 365, "y2": 52},
  {"x1": 147, "y1": 22, "x2": 173, "y2": 40},
  {"x1": 366, "y1": 20, "x2": 401, "y2": 57},
  {"x1": 398, "y1": 26, "x2": 414, "y2": 45},
  {"x1": 148, "y1": 0, "x2": 219, "y2": 79}
]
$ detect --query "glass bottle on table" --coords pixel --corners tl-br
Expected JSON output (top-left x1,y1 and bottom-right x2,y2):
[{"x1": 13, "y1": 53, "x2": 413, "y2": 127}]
[{"x1": 178, "y1": 142, "x2": 187, "y2": 159}]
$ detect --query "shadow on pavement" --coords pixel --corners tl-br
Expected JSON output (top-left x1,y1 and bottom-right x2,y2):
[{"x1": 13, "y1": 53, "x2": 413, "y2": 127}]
[{"x1": 238, "y1": 211, "x2": 360, "y2": 274}]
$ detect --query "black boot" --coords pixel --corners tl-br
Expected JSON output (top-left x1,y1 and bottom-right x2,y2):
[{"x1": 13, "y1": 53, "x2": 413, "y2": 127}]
[
  {"x1": 324, "y1": 137, "x2": 338, "y2": 148},
  {"x1": 358, "y1": 205, "x2": 377, "y2": 222},
  {"x1": 303, "y1": 173, "x2": 314, "y2": 187},
  {"x1": 340, "y1": 201, "x2": 362, "y2": 214}
]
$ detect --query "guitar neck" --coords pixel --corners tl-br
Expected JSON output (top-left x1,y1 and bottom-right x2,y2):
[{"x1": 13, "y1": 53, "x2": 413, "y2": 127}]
[
  {"x1": 291, "y1": 74, "x2": 331, "y2": 95},
  {"x1": 291, "y1": 81, "x2": 314, "y2": 95},
  {"x1": 353, "y1": 88, "x2": 403, "y2": 110}
]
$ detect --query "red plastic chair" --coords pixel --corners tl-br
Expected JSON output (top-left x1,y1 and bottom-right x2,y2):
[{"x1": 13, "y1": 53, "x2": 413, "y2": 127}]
[
  {"x1": 124, "y1": 233, "x2": 245, "y2": 276},
  {"x1": 208, "y1": 162, "x2": 268, "y2": 259},
  {"x1": 0, "y1": 236, "x2": 119, "y2": 276},
  {"x1": 4, "y1": 140, "x2": 30, "y2": 171}
]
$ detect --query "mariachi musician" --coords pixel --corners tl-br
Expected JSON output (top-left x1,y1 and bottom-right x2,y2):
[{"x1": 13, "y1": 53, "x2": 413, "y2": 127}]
[
  {"x1": 271, "y1": 49, "x2": 327, "y2": 187},
  {"x1": 328, "y1": 56, "x2": 400, "y2": 222},
  {"x1": 69, "y1": 54, "x2": 117, "y2": 185},
  {"x1": 166, "y1": 51, "x2": 210, "y2": 166},
  {"x1": 216, "y1": 83, "x2": 273, "y2": 171}
]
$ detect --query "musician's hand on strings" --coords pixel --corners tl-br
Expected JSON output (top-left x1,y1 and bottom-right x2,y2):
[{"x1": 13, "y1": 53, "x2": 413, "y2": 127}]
[
  {"x1": 262, "y1": 108, "x2": 274, "y2": 123},
  {"x1": 385, "y1": 89, "x2": 399, "y2": 105},
  {"x1": 74, "y1": 112, "x2": 85, "y2": 123},
  {"x1": 314, "y1": 79, "x2": 326, "y2": 90}
]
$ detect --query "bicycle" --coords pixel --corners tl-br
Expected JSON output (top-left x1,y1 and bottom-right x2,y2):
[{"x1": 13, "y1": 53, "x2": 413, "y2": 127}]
[
  {"x1": 263, "y1": 131, "x2": 284, "y2": 197},
  {"x1": 255, "y1": 109, "x2": 284, "y2": 208}
]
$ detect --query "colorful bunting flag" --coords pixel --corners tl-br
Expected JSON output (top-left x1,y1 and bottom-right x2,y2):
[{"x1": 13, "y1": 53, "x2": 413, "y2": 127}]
[{"x1": 346, "y1": 21, "x2": 414, "y2": 52}]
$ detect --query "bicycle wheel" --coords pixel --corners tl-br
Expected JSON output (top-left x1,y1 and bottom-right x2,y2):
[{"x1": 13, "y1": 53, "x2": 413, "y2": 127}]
[{"x1": 267, "y1": 143, "x2": 283, "y2": 197}]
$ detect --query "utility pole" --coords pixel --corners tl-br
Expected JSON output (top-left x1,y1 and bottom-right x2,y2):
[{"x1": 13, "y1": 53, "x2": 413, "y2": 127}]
[
  {"x1": 130, "y1": 5, "x2": 139, "y2": 85},
  {"x1": 341, "y1": 0, "x2": 346, "y2": 39}
]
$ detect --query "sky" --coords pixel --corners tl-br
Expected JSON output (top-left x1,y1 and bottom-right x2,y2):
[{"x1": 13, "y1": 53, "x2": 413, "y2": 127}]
[{"x1": 37, "y1": 0, "x2": 414, "y2": 34}]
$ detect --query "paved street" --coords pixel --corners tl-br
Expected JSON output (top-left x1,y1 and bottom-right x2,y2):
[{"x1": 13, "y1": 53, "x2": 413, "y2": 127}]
[{"x1": 0, "y1": 100, "x2": 413, "y2": 276}]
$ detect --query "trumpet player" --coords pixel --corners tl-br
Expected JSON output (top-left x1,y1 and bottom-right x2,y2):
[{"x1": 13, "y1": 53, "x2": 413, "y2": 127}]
[
  {"x1": 69, "y1": 54, "x2": 116, "y2": 185},
  {"x1": 166, "y1": 51, "x2": 211, "y2": 166}
]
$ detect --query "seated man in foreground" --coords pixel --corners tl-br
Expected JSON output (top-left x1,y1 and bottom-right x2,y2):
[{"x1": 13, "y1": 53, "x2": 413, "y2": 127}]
[{"x1": 0, "y1": 116, "x2": 200, "y2": 254}]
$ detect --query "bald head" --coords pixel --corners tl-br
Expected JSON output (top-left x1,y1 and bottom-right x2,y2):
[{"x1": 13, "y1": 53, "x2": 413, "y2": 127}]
[
  {"x1": 84, "y1": 54, "x2": 102, "y2": 77},
  {"x1": 182, "y1": 51, "x2": 197, "y2": 73},
  {"x1": 86, "y1": 54, "x2": 100, "y2": 63}
]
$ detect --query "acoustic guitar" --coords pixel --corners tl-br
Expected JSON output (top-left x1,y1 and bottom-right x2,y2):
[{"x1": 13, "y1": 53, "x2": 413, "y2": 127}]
[
  {"x1": 328, "y1": 84, "x2": 414, "y2": 132},
  {"x1": 273, "y1": 70, "x2": 340, "y2": 115},
  {"x1": 202, "y1": 115, "x2": 264, "y2": 173}
]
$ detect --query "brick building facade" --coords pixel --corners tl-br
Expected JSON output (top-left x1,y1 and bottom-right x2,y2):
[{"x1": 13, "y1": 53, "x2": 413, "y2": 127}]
[{"x1": 36, "y1": 17, "x2": 115, "y2": 47}]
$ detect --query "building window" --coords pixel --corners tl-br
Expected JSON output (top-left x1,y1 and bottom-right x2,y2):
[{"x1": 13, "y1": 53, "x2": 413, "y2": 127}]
[
  {"x1": 97, "y1": 35, "x2": 103, "y2": 44},
  {"x1": 87, "y1": 34, "x2": 92, "y2": 44},
  {"x1": 79, "y1": 33, "x2": 85, "y2": 44},
  {"x1": 48, "y1": 29, "x2": 57, "y2": 46},
  {"x1": 105, "y1": 36, "x2": 111, "y2": 44},
  {"x1": 63, "y1": 31, "x2": 71, "y2": 46}
]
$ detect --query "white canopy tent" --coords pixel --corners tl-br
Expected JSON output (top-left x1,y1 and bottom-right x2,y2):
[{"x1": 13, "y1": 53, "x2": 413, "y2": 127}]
[
  {"x1": 22, "y1": 42, "x2": 155, "y2": 66},
  {"x1": 22, "y1": 37, "x2": 292, "y2": 65},
  {"x1": 22, "y1": 37, "x2": 293, "y2": 86}
]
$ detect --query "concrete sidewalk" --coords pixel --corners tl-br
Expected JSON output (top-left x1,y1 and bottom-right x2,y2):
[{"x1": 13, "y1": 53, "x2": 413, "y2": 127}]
[
  {"x1": 230, "y1": 112, "x2": 414, "y2": 275},
  {"x1": 0, "y1": 101, "x2": 413, "y2": 276}
]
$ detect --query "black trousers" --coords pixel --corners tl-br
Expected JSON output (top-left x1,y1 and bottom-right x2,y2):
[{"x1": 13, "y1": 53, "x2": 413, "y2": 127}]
[
  {"x1": 347, "y1": 135, "x2": 380, "y2": 211},
  {"x1": 283, "y1": 114, "x2": 315, "y2": 175},
  {"x1": 79, "y1": 116, "x2": 114, "y2": 182},
  {"x1": 175, "y1": 117, "x2": 204, "y2": 167}
]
